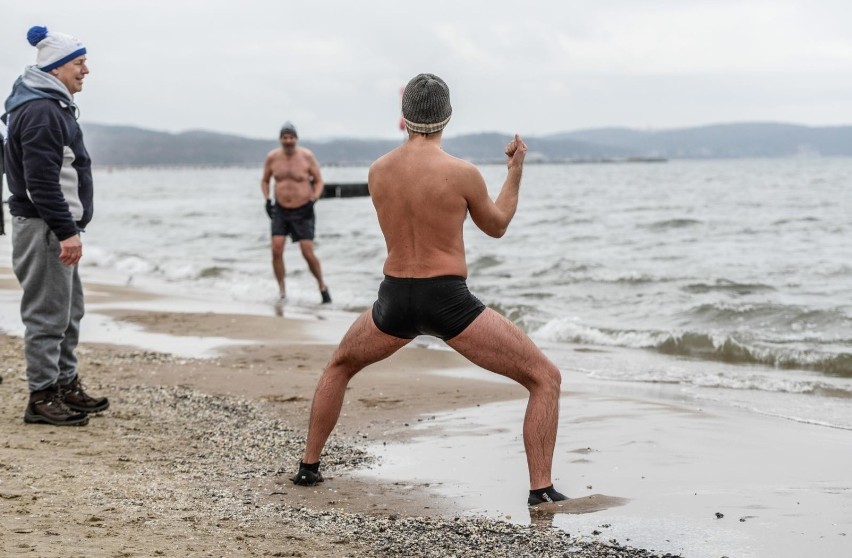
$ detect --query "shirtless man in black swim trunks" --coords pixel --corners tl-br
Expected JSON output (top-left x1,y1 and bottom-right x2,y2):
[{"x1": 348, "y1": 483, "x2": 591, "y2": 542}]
[
  {"x1": 291, "y1": 74, "x2": 566, "y2": 506},
  {"x1": 261, "y1": 122, "x2": 331, "y2": 303}
]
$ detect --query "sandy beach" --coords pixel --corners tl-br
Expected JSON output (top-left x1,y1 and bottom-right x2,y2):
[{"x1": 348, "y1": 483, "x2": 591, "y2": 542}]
[{"x1": 1, "y1": 264, "x2": 850, "y2": 557}]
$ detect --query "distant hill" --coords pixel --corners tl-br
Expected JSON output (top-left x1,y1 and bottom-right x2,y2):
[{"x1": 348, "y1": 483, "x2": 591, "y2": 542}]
[
  {"x1": 82, "y1": 125, "x2": 276, "y2": 167},
  {"x1": 80, "y1": 122, "x2": 852, "y2": 167},
  {"x1": 545, "y1": 123, "x2": 852, "y2": 159},
  {"x1": 441, "y1": 132, "x2": 632, "y2": 164}
]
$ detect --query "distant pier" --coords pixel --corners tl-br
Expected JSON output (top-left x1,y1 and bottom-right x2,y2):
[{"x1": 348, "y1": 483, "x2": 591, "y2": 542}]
[{"x1": 322, "y1": 182, "x2": 369, "y2": 198}]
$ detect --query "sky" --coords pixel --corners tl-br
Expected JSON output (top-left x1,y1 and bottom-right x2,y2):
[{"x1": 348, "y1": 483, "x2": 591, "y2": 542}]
[{"x1": 2, "y1": 0, "x2": 851, "y2": 140}]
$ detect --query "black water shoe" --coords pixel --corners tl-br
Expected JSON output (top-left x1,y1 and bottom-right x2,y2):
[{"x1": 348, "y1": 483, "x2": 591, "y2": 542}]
[
  {"x1": 528, "y1": 485, "x2": 569, "y2": 506},
  {"x1": 291, "y1": 461, "x2": 324, "y2": 486}
]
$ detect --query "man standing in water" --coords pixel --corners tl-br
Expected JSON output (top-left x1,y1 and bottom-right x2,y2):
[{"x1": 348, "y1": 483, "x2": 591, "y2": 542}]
[
  {"x1": 3, "y1": 26, "x2": 109, "y2": 426},
  {"x1": 291, "y1": 74, "x2": 567, "y2": 506},
  {"x1": 261, "y1": 122, "x2": 331, "y2": 303}
]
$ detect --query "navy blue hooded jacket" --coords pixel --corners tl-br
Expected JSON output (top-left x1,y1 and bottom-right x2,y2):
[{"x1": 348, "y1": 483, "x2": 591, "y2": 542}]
[{"x1": 2, "y1": 66, "x2": 93, "y2": 241}]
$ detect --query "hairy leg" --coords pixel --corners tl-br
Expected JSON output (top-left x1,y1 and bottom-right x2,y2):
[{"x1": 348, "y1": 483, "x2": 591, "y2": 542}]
[
  {"x1": 299, "y1": 240, "x2": 326, "y2": 292},
  {"x1": 271, "y1": 235, "x2": 286, "y2": 295},
  {"x1": 446, "y1": 309, "x2": 562, "y2": 489},
  {"x1": 302, "y1": 311, "x2": 410, "y2": 462}
]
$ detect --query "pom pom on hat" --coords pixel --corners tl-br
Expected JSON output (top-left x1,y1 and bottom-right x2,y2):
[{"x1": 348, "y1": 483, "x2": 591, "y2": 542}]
[
  {"x1": 27, "y1": 25, "x2": 86, "y2": 72},
  {"x1": 27, "y1": 26, "x2": 49, "y2": 46},
  {"x1": 401, "y1": 73, "x2": 452, "y2": 134}
]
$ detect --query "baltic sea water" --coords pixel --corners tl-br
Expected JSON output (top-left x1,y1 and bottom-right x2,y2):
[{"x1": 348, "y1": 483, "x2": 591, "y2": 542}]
[{"x1": 35, "y1": 157, "x2": 852, "y2": 430}]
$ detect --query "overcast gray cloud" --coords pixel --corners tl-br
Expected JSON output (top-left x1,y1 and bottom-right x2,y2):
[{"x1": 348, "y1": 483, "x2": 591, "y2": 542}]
[{"x1": 2, "y1": 0, "x2": 850, "y2": 140}]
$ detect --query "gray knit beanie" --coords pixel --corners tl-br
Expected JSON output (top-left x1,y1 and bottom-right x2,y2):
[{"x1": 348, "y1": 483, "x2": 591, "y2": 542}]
[
  {"x1": 401, "y1": 73, "x2": 452, "y2": 134},
  {"x1": 280, "y1": 122, "x2": 298, "y2": 138}
]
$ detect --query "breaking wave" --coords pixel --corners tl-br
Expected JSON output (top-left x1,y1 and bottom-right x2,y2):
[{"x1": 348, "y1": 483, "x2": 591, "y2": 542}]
[{"x1": 535, "y1": 318, "x2": 852, "y2": 377}]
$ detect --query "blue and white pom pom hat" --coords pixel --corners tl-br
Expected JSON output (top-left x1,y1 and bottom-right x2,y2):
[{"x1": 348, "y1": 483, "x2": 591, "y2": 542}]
[{"x1": 27, "y1": 26, "x2": 86, "y2": 72}]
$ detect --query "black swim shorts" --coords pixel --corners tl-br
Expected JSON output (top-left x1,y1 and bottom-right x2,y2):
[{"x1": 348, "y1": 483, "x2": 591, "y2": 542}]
[
  {"x1": 271, "y1": 201, "x2": 315, "y2": 241},
  {"x1": 371, "y1": 275, "x2": 487, "y2": 341}
]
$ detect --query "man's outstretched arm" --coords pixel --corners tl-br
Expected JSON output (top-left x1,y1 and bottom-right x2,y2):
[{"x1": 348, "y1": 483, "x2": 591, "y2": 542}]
[{"x1": 466, "y1": 134, "x2": 527, "y2": 238}]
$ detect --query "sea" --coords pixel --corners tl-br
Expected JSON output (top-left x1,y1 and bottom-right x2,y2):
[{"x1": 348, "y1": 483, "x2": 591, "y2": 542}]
[
  {"x1": 36, "y1": 156, "x2": 849, "y2": 433},
  {"x1": 2, "y1": 156, "x2": 851, "y2": 556}
]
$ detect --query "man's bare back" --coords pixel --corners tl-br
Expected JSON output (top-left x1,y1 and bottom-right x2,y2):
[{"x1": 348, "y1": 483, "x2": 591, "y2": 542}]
[{"x1": 369, "y1": 133, "x2": 525, "y2": 279}]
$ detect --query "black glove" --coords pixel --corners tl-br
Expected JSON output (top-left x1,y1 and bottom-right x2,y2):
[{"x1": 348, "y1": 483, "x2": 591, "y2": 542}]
[{"x1": 265, "y1": 200, "x2": 274, "y2": 219}]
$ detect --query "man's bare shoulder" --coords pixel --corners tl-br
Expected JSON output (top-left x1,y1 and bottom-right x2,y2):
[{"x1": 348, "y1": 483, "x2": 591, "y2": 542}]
[
  {"x1": 298, "y1": 146, "x2": 317, "y2": 160},
  {"x1": 369, "y1": 146, "x2": 406, "y2": 175},
  {"x1": 447, "y1": 153, "x2": 480, "y2": 172},
  {"x1": 370, "y1": 149, "x2": 395, "y2": 168},
  {"x1": 370, "y1": 146, "x2": 479, "y2": 179},
  {"x1": 265, "y1": 148, "x2": 282, "y2": 161},
  {"x1": 436, "y1": 152, "x2": 482, "y2": 181},
  {"x1": 420, "y1": 147, "x2": 479, "y2": 172}
]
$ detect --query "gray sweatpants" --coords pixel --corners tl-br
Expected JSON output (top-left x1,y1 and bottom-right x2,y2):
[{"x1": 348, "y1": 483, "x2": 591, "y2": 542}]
[{"x1": 11, "y1": 216, "x2": 84, "y2": 392}]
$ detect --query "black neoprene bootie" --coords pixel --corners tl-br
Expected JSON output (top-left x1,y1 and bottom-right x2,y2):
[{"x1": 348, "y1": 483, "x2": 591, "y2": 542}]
[
  {"x1": 291, "y1": 461, "x2": 324, "y2": 486},
  {"x1": 528, "y1": 485, "x2": 569, "y2": 506}
]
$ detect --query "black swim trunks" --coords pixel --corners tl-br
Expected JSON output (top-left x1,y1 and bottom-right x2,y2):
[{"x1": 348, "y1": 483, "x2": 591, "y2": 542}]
[
  {"x1": 271, "y1": 201, "x2": 315, "y2": 241},
  {"x1": 371, "y1": 275, "x2": 486, "y2": 341}
]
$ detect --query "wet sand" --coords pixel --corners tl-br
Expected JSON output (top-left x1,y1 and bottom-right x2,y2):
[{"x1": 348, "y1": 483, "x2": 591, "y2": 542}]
[
  {"x1": 0, "y1": 268, "x2": 658, "y2": 558},
  {"x1": 1, "y1": 265, "x2": 851, "y2": 557}
]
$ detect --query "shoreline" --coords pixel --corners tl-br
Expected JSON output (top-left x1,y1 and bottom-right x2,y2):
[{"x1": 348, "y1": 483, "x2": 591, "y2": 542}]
[
  {"x1": 2, "y1": 263, "x2": 852, "y2": 557},
  {"x1": 0, "y1": 269, "x2": 658, "y2": 557}
]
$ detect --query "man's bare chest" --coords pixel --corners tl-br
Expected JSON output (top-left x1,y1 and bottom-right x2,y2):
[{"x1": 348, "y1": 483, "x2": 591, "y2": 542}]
[{"x1": 271, "y1": 157, "x2": 310, "y2": 183}]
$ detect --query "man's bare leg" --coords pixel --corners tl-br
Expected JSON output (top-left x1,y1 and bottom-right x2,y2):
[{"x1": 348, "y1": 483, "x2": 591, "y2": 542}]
[
  {"x1": 446, "y1": 308, "x2": 562, "y2": 490},
  {"x1": 298, "y1": 240, "x2": 328, "y2": 295},
  {"x1": 271, "y1": 235, "x2": 286, "y2": 297},
  {"x1": 301, "y1": 311, "x2": 410, "y2": 464}
]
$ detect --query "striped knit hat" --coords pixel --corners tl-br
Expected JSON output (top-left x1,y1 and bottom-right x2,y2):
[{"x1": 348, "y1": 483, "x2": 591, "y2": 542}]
[
  {"x1": 401, "y1": 73, "x2": 452, "y2": 134},
  {"x1": 27, "y1": 26, "x2": 86, "y2": 72}
]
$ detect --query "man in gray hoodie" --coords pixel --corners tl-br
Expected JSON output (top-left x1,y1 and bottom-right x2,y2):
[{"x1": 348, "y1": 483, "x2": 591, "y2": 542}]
[
  {"x1": 1, "y1": 123, "x2": 5, "y2": 237},
  {"x1": 2, "y1": 25, "x2": 108, "y2": 426}
]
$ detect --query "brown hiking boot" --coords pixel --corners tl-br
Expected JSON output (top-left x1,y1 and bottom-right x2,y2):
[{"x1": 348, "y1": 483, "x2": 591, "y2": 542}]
[
  {"x1": 24, "y1": 386, "x2": 89, "y2": 426},
  {"x1": 60, "y1": 376, "x2": 110, "y2": 413}
]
